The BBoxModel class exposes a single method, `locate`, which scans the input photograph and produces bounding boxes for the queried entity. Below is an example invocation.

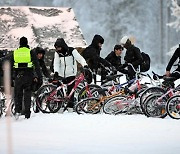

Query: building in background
[0,6,86,68]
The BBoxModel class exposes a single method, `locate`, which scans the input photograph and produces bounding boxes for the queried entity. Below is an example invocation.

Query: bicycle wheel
[0,102,3,117]
[140,87,165,114]
[144,93,167,118]
[10,99,15,115]
[35,84,57,113]
[166,95,180,119]
[77,84,101,101]
[38,92,63,113]
[46,94,65,113]
[75,97,101,114]
[0,90,6,117]
[103,96,127,115]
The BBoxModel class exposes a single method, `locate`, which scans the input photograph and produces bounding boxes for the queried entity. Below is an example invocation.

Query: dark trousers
[14,72,33,115]
[62,76,75,108]
[127,65,136,80]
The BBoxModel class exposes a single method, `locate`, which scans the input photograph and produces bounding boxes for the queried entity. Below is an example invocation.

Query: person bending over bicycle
[53,38,91,112]
[120,36,143,80]
[165,44,180,81]
[82,34,116,84]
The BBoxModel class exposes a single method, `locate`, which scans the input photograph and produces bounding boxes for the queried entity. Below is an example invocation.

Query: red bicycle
[39,69,101,113]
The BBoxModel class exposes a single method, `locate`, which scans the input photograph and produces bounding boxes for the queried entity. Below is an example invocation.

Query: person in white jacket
[53,38,89,112]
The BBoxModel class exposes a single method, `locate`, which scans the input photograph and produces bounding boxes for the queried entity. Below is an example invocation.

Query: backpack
[140,52,151,72]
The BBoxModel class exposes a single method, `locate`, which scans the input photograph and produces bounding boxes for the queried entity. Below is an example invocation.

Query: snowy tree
[167,0,180,55]
[168,0,180,31]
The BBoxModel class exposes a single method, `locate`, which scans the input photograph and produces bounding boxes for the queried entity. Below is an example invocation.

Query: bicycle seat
[104,74,123,82]
[163,76,176,81]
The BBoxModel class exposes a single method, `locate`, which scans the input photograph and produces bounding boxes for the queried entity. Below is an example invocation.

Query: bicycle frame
[47,73,92,103]
[155,88,176,106]
[88,68,145,112]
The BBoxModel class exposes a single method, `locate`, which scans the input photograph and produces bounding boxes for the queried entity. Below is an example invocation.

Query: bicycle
[75,64,148,115]
[0,87,6,117]
[143,83,180,118]
[139,71,175,114]
[166,93,180,119]
[40,68,101,113]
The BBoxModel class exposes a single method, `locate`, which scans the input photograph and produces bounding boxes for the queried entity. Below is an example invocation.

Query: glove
[83,66,92,84]
[111,66,117,72]
[83,65,89,69]
[53,72,59,81]
[81,65,91,73]
[122,63,128,68]
[109,66,117,74]
[119,63,128,69]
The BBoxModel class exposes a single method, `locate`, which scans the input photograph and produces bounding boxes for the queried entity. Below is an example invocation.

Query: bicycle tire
[46,94,65,113]
[77,84,101,101]
[166,95,180,119]
[35,84,57,113]
[140,87,165,114]
[103,95,127,115]
[0,103,3,117]
[75,97,101,114]
[144,93,167,118]
[0,90,6,117]
[10,99,15,115]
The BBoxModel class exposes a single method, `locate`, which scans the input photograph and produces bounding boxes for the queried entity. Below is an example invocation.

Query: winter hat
[114,45,123,51]
[20,36,28,46]
[35,47,45,55]
[54,38,68,51]
[120,36,136,45]
[93,34,104,44]
[120,36,129,45]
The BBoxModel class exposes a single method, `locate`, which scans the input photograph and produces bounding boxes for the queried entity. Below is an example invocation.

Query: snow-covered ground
[0,109,180,154]
[1,75,180,154]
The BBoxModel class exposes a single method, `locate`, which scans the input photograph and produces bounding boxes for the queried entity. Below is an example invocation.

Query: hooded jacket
[124,44,143,68]
[53,38,87,77]
[82,35,110,71]
[166,45,180,72]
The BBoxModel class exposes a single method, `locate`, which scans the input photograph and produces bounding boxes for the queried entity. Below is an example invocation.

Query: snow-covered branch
[168,0,180,31]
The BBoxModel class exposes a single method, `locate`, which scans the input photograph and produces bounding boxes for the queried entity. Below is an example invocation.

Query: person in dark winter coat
[120,36,143,80]
[3,37,42,119]
[165,44,180,80]
[53,38,88,112]
[35,47,50,78]
[82,34,113,83]
[32,47,50,92]
[105,44,128,74]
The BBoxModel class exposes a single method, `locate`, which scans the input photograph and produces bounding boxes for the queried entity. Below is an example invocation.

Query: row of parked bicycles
[0,64,180,119]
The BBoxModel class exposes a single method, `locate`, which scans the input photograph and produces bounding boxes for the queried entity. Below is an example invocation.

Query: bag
[140,52,150,72]
[75,47,85,56]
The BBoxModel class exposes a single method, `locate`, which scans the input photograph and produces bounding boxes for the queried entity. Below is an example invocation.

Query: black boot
[25,111,31,119]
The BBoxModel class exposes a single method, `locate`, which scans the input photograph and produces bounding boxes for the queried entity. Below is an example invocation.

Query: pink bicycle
[40,69,101,113]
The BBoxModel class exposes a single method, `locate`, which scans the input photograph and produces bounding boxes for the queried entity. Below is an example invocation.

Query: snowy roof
[0,6,86,50]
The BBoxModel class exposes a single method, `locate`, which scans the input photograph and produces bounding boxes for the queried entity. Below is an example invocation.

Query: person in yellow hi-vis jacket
[14,37,42,119]
[2,37,42,119]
